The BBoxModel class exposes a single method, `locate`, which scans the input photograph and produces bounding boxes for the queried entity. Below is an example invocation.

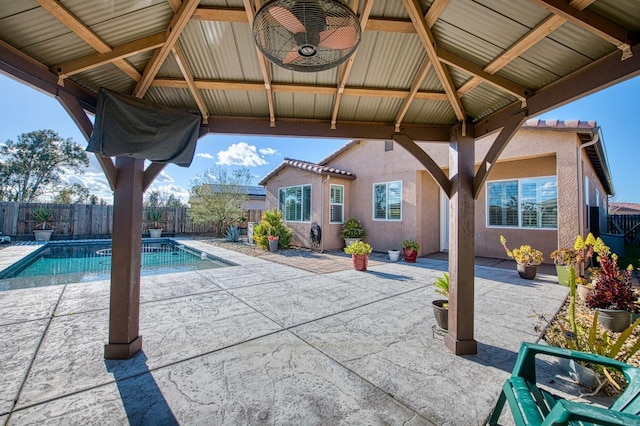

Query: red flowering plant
[267,235,279,242]
[585,243,636,312]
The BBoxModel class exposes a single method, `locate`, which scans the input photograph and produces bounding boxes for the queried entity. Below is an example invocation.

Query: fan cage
[253,0,361,72]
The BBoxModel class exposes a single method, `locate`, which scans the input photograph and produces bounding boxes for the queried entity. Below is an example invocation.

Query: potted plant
[268,234,279,252]
[344,240,372,271]
[33,206,54,241]
[499,236,543,279]
[388,249,400,262]
[402,239,419,263]
[147,209,163,238]
[585,247,636,332]
[550,247,578,285]
[432,272,449,330]
[339,217,366,247]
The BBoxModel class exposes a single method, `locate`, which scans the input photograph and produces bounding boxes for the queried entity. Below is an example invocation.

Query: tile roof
[258,158,356,186]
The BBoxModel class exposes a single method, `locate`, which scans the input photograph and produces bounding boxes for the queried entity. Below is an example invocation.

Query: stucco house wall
[260,122,613,261]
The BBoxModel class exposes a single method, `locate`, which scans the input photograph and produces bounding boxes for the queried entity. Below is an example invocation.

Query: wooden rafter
[329,0,374,130]
[402,0,465,122]
[458,0,594,97]
[393,0,448,131]
[36,0,141,83]
[151,78,448,101]
[172,42,209,124]
[393,134,450,197]
[529,0,633,58]
[53,32,166,80]
[243,0,276,127]
[133,0,200,98]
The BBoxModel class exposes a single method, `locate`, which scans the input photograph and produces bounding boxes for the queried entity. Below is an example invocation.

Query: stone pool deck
[0,240,569,425]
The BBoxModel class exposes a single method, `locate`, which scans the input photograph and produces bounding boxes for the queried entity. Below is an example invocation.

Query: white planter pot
[344,238,361,247]
[149,228,162,238]
[33,229,53,241]
[388,250,400,262]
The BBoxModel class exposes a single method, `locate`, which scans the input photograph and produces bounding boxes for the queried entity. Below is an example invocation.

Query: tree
[0,130,89,202]
[52,183,91,204]
[188,166,253,235]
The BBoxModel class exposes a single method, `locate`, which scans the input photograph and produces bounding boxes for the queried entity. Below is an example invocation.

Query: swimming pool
[0,240,232,290]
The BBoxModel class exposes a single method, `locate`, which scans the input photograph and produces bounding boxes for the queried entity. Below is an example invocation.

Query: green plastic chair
[486,342,640,425]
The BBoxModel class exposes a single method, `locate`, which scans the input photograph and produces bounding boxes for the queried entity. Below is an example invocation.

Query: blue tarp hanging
[87,88,201,167]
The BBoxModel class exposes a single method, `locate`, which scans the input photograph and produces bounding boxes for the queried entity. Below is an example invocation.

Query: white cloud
[259,147,277,155]
[196,152,215,159]
[217,142,267,167]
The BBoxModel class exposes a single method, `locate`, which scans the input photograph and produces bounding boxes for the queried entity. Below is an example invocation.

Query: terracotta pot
[432,299,448,330]
[403,248,417,263]
[517,263,537,280]
[597,308,631,332]
[352,254,369,271]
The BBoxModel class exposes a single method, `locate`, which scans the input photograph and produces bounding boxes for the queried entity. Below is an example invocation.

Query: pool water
[0,241,231,290]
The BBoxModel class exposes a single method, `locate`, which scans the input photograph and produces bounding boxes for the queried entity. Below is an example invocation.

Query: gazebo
[0,0,638,359]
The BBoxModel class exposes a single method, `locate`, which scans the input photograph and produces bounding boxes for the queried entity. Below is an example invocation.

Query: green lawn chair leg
[486,390,507,425]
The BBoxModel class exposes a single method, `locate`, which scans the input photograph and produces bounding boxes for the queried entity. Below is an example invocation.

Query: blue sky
[0,73,638,203]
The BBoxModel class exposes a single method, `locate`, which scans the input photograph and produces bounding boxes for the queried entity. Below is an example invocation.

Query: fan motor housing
[253,0,362,72]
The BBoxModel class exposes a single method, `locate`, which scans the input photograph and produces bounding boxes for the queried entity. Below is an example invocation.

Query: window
[329,184,344,223]
[278,185,311,222]
[385,140,394,151]
[487,176,557,228]
[373,181,402,220]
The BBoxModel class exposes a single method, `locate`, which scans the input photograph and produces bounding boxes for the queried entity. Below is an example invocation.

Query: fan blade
[269,6,306,34]
[283,48,303,64]
[319,26,357,50]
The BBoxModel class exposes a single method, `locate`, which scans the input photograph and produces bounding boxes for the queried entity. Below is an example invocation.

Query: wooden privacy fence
[0,202,263,240]
[607,214,640,244]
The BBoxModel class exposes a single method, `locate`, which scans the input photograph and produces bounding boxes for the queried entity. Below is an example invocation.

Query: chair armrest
[543,398,638,426]
[513,342,633,384]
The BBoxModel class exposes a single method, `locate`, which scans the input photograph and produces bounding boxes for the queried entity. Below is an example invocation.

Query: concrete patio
[0,240,570,425]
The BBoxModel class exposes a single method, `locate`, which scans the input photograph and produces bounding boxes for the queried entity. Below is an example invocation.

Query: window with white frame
[278,185,311,222]
[487,176,557,228]
[329,184,344,223]
[373,181,402,220]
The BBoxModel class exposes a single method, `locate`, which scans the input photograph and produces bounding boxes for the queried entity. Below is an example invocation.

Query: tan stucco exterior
[262,125,612,263]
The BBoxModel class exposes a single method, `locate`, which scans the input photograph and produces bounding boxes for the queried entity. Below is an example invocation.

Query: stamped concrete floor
[0,240,570,425]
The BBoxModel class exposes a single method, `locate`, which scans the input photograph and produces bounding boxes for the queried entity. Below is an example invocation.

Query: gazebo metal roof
[1,0,638,140]
[1,0,639,359]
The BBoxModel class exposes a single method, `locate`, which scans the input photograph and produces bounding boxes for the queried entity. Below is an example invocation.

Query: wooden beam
[53,32,166,79]
[330,0,374,129]
[529,0,634,58]
[445,127,477,355]
[393,134,450,197]
[56,89,117,191]
[35,0,141,82]
[242,0,276,127]
[192,7,247,22]
[151,78,449,100]
[134,0,200,97]
[472,110,527,198]
[473,41,640,137]
[402,0,465,122]
[438,47,531,100]
[394,58,432,132]
[206,116,451,141]
[393,0,448,131]
[172,42,209,124]
[143,163,167,193]
[104,156,144,360]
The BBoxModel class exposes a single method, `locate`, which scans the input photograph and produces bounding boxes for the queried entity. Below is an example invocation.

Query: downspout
[321,175,330,252]
[577,131,599,234]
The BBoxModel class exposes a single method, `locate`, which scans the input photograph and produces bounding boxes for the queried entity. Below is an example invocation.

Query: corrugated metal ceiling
[0,0,638,139]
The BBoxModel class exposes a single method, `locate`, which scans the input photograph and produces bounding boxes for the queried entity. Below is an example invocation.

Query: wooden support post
[104,156,144,359]
[445,127,478,355]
